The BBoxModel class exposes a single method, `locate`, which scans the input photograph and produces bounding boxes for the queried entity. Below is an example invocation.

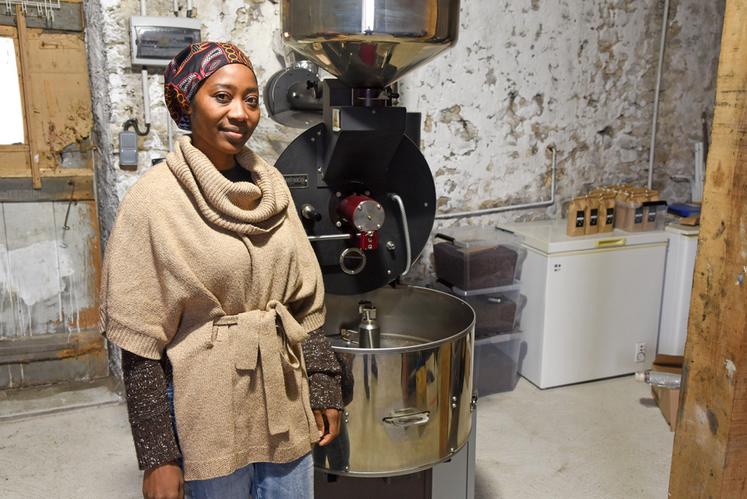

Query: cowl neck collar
[167,136,289,236]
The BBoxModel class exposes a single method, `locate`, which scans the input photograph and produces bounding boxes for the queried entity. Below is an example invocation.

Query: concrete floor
[0,376,673,499]
[474,376,673,499]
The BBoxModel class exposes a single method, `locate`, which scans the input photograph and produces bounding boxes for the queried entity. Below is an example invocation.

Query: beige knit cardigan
[99,136,326,480]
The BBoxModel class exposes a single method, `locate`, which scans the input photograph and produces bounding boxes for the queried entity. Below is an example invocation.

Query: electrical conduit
[434,146,557,220]
[647,0,671,190]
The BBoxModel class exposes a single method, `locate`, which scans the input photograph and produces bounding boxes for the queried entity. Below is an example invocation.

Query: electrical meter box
[130,16,201,67]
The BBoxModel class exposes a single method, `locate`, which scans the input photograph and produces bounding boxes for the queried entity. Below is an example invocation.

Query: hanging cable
[123,118,151,137]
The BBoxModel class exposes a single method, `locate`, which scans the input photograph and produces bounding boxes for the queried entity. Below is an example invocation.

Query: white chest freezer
[499,220,669,389]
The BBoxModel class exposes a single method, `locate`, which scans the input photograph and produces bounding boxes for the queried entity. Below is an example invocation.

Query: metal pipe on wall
[141,69,151,127]
[139,0,150,133]
[167,111,174,151]
[434,146,557,220]
[647,0,671,190]
[167,0,180,149]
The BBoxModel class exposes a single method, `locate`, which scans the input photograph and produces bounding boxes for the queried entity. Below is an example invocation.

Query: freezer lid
[499,219,669,254]
[665,223,699,237]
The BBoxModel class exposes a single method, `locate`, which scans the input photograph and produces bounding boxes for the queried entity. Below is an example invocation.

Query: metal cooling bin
[317,286,475,476]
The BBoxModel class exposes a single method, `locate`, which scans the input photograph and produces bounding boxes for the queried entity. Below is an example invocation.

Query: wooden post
[15,5,41,189]
[669,0,747,497]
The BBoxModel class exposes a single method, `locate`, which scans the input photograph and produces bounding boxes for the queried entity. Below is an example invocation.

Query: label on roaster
[283,174,309,189]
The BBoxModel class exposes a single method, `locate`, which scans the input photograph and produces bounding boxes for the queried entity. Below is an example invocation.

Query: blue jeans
[166,384,314,499]
[186,453,314,499]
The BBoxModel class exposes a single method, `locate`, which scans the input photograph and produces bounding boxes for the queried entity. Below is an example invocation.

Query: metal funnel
[281,0,460,89]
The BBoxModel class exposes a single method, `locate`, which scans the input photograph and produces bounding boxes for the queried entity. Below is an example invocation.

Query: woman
[100,42,342,499]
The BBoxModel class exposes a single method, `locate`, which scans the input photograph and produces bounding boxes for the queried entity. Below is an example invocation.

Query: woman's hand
[142,462,184,499]
[314,408,341,446]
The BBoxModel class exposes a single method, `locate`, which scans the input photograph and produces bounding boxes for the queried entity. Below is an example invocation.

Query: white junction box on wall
[130,16,202,67]
[499,220,669,389]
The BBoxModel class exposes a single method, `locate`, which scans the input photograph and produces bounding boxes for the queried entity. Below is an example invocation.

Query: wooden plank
[40,168,93,177]
[0,2,84,33]
[15,6,40,189]
[0,145,28,153]
[0,150,32,176]
[668,0,747,497]
[0,175,93,202]
[0,330,103,364]
[52,200,100,333]
[0,23,14,36]
[1,202,62,337]
[26,30,88,72]
[26,30,92,172]
[0,168,94,179]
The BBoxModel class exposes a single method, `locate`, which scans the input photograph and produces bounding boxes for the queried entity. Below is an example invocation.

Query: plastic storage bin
[433,227,526,290]
[474,331,525,396]
[434,282,526,338]
[464,290,524,337]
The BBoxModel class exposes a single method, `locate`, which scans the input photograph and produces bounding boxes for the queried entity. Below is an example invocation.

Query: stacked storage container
[432,227,528,396]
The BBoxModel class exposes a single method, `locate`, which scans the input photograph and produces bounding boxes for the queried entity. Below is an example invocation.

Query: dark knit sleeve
[302,329,343,410]
[121,350,182,470]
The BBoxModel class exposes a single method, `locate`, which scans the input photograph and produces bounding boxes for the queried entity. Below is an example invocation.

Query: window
[0,7,94,195]
[0,36,24,145]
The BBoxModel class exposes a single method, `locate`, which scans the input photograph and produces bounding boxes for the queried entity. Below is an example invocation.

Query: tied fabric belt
[211,300,313,436]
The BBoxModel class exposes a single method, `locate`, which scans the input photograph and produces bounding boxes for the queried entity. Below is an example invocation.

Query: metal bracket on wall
[0,1,82,32]
[5,0,60,24]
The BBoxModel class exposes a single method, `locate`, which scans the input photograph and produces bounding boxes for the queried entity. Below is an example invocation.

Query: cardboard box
[650,354,683,431]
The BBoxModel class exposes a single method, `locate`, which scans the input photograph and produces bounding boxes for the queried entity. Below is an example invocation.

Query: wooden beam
[15,6,40,189]
[669,0,747,497]
[0,331,103,365]
[0,175,94,202]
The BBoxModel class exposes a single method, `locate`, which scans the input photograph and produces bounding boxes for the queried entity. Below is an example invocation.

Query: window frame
[0,24,32,178]
[0,4,95,199]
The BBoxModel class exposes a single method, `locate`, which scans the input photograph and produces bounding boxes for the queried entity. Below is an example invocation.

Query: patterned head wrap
[164,42,255,130]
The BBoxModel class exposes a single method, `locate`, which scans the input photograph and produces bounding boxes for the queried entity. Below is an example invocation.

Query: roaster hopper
[271,2,475,498]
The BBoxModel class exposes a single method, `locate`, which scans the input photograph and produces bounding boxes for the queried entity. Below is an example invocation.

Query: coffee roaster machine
[268,2,476,498]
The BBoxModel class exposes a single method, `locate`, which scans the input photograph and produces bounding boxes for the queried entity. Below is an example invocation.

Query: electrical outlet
[635,342,647,363]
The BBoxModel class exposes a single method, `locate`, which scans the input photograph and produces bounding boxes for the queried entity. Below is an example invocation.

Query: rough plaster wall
[84,1,724,295]
[655,1,724,201]
[398,0,724,283]
[87,0,295,248]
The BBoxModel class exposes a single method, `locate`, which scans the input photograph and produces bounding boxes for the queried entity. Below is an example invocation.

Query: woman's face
[189,63,260,169]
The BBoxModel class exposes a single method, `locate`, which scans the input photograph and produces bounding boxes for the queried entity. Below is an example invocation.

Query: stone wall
[85,0,725,288]
[398,0,723,281]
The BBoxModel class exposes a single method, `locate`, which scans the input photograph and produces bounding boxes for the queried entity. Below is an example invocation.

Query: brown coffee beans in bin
[434,242,519,290]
